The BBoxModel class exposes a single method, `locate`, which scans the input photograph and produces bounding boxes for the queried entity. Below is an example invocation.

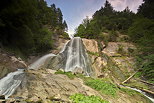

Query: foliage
[61,32,69,39]
[55,70,76,79]
[128,18,154,54]
[75,0,154,83]
[0,0,68,57]
[137,0,154,19]
[75,0,135,40]
[70,93,109,103]
[128,18,154,82]
[85,79,118,97]
[138,54,154,83]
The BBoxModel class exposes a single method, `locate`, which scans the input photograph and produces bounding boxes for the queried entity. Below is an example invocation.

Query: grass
[55,70,76,79]
[85,79,118,97]
[70,93,109,103]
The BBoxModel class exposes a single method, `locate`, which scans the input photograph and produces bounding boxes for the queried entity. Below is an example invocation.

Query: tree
[138,0,154,19]
[0,0,67,57]
[63,20,68,32]
[75,24,86,37]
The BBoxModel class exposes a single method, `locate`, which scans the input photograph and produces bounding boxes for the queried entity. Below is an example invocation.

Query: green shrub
[70,94,109,103]
[85,79,118,97]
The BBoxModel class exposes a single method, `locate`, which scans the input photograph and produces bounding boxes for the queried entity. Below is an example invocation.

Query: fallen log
[135,78,154,86]
[122,71,138,84]
[141,89,154,97]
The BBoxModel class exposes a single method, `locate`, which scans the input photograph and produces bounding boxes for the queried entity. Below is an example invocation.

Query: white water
[28,53,56,69]
[0,69,24,99]
[48,37,93,76]
[64,37,93,76]
[59,41,69,53]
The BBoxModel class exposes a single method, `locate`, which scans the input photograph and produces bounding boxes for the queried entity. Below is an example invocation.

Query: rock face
[13,69,102,102]
[102,42,137,79]
[82,39,136,83]
[82,38,99,53]
[11,69,150,103]
[103,42,136,57]
[0,52,27,79]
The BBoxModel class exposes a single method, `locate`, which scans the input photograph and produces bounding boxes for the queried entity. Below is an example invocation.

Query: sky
[45,0,143,35]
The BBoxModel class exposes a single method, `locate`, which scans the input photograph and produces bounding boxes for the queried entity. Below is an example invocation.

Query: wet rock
[0,53,27,79]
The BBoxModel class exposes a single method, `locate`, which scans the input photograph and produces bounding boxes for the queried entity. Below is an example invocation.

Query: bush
[85,79,118,97]
[70,94,109,103]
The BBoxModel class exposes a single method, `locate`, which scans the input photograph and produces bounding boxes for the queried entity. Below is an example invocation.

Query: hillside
[75,0,154,84]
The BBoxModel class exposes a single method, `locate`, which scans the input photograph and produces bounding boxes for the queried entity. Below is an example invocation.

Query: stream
[124,86,154,103]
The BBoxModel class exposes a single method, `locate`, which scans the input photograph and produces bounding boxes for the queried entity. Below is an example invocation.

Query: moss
[87,51,99,56]
[55,70,75,79]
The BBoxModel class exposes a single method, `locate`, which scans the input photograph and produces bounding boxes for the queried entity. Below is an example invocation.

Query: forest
[75,0,154,83]
[0,0,68,57]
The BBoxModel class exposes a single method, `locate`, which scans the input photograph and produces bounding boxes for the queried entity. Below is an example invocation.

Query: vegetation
[55,70,75,79]
[75,0,154,83]
[75,1,135,39]
[87,51,99,56]
[85,79,118,97]
[70,93,109,103]
[0,0,68,58]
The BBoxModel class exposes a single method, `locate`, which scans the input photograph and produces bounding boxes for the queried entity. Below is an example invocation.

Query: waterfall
[47,37,94,76]
[28,53,56,69]
[0,69,24,99]
[0,53,56,99]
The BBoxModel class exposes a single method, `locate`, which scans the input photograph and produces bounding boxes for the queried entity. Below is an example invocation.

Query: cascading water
[0,69,24,98]
[0,53,56,99]
[47,37,94,76]
[28,53,56,69]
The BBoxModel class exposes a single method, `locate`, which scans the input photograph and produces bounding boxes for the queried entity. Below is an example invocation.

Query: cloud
[108,0,143,13]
